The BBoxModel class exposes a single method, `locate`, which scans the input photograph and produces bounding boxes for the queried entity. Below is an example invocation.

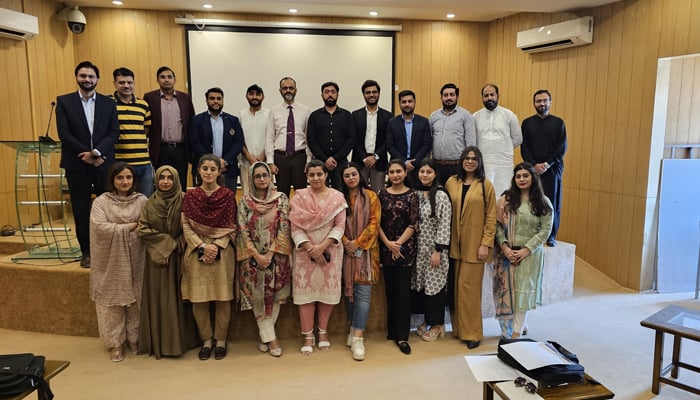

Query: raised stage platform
[0,236,574,340]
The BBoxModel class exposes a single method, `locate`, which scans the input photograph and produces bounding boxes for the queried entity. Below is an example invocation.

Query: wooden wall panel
[664,56,700,150]
[3,0,700,288]
[486,0,700,289]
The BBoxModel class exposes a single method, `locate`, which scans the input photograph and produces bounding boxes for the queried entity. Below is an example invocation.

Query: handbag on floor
[497,338,585,387]
[0,353,53,400]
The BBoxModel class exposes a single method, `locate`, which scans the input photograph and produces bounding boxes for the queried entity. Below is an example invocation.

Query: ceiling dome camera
[57,6,86,34]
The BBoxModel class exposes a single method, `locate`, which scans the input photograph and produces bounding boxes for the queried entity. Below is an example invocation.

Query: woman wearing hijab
[137,165,199,358]
[236,161,292,357]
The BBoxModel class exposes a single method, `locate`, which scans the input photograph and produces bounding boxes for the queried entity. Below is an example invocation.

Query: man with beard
[351,80,393,192]
[189,87,244,192]
[429,83,477,185]
[386,90,432,188]
[110,67,154,197]
[521,89,567,247]
[56,61,120,268]
[143,66,196,191]
[307,81,356,189]
[473,83,522,197]
[239,84,270,194]
[265,76,311,196]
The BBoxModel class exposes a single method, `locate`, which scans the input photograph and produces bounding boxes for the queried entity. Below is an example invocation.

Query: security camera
[57,6,87,34]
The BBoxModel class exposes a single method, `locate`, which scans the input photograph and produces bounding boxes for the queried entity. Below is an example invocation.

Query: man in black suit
[189,87,244,192]
[351,80,393,192]
[56,61,120,268]
[386,90,432,188]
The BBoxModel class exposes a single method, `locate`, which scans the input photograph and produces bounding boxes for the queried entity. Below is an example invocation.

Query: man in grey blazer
[56,61,120,268]
[351,80,393,192]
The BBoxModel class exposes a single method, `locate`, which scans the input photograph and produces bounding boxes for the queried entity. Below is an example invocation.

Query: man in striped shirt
[111,67,154,196]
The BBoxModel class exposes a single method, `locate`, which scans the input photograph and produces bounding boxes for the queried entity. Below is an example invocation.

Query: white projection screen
[185,27,395,115]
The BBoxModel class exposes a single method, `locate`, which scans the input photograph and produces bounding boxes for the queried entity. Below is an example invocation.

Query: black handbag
[497,338,585,387]
[0,353,53,400]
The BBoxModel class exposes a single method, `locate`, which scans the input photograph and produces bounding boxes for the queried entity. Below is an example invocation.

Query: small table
[4,360,70,400]
[483,373,614,400]
[640,305,700,395]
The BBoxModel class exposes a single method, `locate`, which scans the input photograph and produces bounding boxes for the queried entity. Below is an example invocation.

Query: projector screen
[185,27,395,116]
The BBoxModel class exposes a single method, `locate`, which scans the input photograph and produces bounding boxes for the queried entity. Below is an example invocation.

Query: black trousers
[383,264,412,341]
[436,164,460,186]
[157,144,189,191]
[540,168,562,240]
[273,150,307,197]
[66,166,108,254]
[410,288,447,326]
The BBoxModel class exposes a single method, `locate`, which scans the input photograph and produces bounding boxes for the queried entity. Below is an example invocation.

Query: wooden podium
[0,141,81,261]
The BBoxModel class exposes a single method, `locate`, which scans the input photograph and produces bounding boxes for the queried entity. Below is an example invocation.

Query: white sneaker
[346,329,354,347]
[351,337,365,361]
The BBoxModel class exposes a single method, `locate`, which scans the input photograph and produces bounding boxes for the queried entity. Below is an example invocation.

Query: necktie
[286,106,295,156]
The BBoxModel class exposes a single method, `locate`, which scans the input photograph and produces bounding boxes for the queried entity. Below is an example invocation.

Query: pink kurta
[289,188,347,305]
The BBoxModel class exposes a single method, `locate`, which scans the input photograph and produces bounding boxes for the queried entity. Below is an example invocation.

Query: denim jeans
[345,284,372,331]
[132,163,154,197]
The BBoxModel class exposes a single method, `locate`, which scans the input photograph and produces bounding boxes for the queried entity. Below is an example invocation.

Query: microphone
[39,101,56,143]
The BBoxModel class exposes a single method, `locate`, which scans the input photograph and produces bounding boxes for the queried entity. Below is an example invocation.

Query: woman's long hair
[503,162,552,216]
[417,158,443,218]
[339,162,370,216]
[455,146,486,182]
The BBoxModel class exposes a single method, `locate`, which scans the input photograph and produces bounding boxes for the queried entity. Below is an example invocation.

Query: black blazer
[351,107,393,171]
[386,114,432,164]
[188,111,244,180]
[56,91,120,172]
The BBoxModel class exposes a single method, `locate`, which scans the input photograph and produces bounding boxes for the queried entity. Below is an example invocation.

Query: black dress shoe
[80,254,90,268]
[214,343,227,360]
[198,345,212,360]
[395,340,411,355]
[466,340,481,349]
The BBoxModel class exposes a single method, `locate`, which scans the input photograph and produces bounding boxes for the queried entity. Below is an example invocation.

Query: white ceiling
[66,0,620,22]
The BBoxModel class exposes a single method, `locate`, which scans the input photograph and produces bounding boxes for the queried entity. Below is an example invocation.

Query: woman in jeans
[339,162,380,361]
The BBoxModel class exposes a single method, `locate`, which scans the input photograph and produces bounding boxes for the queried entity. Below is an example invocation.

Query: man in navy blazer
[386,89,432,188]
[351,80,393,192]
[56,61,120,268]
[189,87,244,192]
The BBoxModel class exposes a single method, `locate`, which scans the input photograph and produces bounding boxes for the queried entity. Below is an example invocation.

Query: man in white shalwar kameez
[473,84,522,197]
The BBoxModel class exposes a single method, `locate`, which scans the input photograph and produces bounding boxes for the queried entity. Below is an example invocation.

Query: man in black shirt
[521,89,568,246]
[307,82,356,189]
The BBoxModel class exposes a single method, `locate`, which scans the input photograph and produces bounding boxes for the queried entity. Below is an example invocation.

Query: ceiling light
[289,8,298,14]
[446,13,456,19]
[112,0,123,5]
[369,11,378,17]
[202,4,213,9]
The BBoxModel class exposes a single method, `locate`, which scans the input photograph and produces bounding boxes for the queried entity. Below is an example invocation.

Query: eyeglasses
[463,157,478,162]
[253,173,270,180]
[514,377,537,394]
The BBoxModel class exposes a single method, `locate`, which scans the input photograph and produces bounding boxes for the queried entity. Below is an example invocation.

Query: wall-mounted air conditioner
[517,16,593,54]
[0,7,39,41]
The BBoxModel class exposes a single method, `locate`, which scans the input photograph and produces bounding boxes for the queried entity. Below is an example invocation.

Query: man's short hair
[206,87,224,98]
[75,61,100,78]
[361,80,380,93]
[398,90,415,101]
[112,67,134,80]
[481,83,499,96]
[156,66,175,79]
[279,76,296,87]
[533,89,552,101]
[440,83,459,96]
[246,84,264,94]
[321,81,339,92]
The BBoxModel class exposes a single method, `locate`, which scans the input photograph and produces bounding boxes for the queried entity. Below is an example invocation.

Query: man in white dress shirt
[239,84,270,194]
[473,83,522,197]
